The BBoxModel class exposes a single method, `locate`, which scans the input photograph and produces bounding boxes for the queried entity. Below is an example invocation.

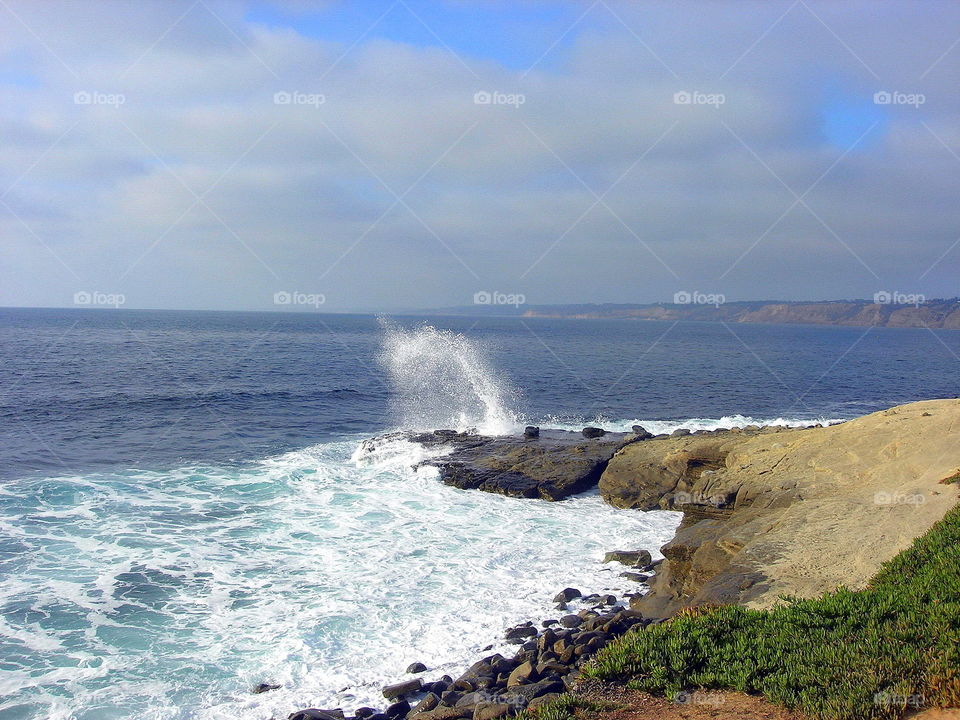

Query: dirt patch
[574,682,807,720]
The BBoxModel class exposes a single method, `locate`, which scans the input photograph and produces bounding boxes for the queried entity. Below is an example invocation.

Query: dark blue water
[2,306,958,481]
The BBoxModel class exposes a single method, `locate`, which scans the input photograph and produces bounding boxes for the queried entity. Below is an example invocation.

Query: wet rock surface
[359,428,649,500]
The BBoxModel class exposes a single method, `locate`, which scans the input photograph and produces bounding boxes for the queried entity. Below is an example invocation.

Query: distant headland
[433,298,960,329]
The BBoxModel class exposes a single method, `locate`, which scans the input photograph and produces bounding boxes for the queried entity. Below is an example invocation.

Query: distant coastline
[433,298,960,329]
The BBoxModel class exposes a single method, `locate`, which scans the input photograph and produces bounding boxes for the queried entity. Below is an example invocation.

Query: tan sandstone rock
[599,399,960,614]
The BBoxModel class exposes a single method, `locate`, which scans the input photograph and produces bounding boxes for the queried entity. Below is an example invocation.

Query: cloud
[1,0,959,311]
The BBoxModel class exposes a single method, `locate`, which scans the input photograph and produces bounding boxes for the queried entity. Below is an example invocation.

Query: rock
[386,701,410,719]
[536,629,556,651]
[510,679,565,700]
[671,428,691,436]
[605,399,960,615]
[631,425,654,440]
[383,679,422,700]
[559,615,582,628]
[441,691,463,706]
[523,426,540,439]
[581,426,606,438]
[254,682,281,693]
[541,619,558,627]
[289,711,344,720]
[473,703,513,720]
[368,428,640,501]
[412,694,440,715]
[506,661,537,687]
[603,550,652,567]
[552,588,581,603]
[413,708,473,720]
[455,692,490,708]
[527,693,563,709]
[504,625,536,642]
[620,571,649,583]
[407,662,428,674]
[354,709,376,719]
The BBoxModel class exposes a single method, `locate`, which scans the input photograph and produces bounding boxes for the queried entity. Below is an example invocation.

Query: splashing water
[379,321,522,435]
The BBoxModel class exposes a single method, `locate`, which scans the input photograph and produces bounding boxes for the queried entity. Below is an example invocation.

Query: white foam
[537,413,844,434]
[0,436,678,720]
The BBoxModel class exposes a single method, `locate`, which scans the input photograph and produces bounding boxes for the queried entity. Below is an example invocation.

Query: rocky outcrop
[599,399,960,616]
[360,428,647,500]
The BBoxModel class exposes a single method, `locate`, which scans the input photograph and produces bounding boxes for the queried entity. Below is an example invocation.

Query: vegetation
[580,504,960,719]
[941,471,960,485]
[515,695,613,720]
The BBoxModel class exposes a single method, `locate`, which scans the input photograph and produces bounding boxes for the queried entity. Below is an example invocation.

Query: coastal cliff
[598,399,960,616]
[515,299,960,328]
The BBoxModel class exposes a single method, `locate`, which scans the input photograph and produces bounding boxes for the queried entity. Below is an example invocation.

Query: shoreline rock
[357,428,650,500]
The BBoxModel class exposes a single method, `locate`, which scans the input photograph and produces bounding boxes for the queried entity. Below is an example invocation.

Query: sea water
[2,309,957,719]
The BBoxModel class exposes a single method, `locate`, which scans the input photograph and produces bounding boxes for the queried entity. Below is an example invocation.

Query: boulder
[386,701,410,719]
[473,703,513,720]
[289,711,343,720]
[558,615,582,628]
[552,588,581,603]
[254,682,281,694]
[581,426,606,438]
[506,661,537,687]
[354,709,376,719]
[383,679,422,700]
[407,662,428,674]
[504,625,536,642]
[413,708,473,720]
[510,679,565,700]
[527,693,563,710]
[523,426,540,439]
[631,425,654,440]
[411,694,440,715]
[603,550,652,567]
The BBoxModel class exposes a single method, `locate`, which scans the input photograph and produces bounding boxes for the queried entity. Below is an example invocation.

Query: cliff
[517,299,960,328]
[597,398,960,616]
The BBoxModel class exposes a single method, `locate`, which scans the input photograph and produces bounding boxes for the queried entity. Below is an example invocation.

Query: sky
[1,0,958,312]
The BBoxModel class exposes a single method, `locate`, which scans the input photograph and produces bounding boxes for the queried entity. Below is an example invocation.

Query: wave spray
[379,321,521,435]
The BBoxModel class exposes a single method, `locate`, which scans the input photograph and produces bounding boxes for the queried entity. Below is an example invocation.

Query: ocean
[1,307,958,720]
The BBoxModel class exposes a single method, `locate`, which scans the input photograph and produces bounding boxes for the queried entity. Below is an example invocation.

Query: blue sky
[1,0,958,311]
[245,1,591,71]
